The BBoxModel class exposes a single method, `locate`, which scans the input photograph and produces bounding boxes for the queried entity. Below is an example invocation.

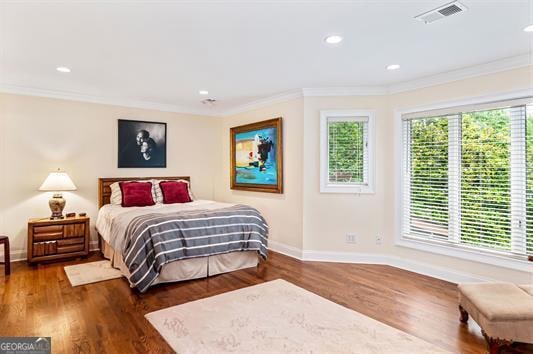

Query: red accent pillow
[159,181,192,204]
[119,181,155,207]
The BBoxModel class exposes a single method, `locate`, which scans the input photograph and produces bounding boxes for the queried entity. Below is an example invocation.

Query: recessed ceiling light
[56,66,71,73]
[386,64,401,71]
[524,25,533,32]
[324,35,343,44]
[199,90,209,95]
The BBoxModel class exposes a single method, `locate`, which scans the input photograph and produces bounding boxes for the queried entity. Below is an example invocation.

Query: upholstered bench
[458,283,533,353]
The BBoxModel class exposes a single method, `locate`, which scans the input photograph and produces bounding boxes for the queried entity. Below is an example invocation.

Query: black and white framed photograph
[118,119,167,168]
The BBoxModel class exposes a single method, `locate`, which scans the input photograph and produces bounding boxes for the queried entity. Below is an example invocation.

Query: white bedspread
[96,200,236,254]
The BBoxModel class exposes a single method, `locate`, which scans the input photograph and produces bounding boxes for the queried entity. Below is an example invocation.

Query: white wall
[214,98,304,249]
[302,96,393,253]
[0,93,218,259]
[212,66,532,283]
[299,66,532,283]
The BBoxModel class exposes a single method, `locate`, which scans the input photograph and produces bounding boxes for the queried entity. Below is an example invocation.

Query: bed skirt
[100,237,260,286]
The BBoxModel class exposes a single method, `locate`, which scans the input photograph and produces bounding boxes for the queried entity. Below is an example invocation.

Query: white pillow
[152,180,164,204]
[109,180,158,205]
[153,179,195,203]
[109,182,123,205]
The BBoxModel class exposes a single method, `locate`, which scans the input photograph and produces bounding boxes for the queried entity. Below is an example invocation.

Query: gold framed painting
[230,117,283,193]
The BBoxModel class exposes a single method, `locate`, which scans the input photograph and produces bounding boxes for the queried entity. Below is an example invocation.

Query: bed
[96,177,268,292]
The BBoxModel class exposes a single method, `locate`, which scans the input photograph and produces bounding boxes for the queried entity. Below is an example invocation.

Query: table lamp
[39,169,77,219]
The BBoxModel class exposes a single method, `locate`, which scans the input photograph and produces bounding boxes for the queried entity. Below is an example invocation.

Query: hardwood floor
[0,251,525,353]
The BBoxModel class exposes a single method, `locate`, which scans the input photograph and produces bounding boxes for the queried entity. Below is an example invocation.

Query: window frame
[395,90,533,273]
[320,110,375,194]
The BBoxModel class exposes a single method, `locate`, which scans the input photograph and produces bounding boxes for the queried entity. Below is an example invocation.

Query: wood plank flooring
[0,251,527,353]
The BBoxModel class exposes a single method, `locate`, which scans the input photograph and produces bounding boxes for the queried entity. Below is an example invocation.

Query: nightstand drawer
[34,225,63,235]
[57,243,85,254]
[57,237,84,246]
[64,223,86,238]
[33,232,63,242]
[33,241,57,257]
[33,224,64,241]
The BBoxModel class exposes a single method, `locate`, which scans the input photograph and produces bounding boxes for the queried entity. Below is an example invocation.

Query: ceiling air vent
[202,98,217,105]
[415,1,467,24]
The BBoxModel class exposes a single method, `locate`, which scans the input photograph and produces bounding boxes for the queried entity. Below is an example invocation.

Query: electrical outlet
[345,233,357,244]
[376,235,383,245]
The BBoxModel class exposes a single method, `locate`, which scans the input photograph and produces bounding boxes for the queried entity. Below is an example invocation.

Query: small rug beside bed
[64,260,122,286]
[145,279,449,354]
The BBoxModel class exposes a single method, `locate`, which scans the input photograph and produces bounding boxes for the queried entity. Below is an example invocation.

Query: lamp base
[49,193,66,220]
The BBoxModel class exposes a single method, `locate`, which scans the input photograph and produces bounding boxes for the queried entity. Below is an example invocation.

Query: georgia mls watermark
[0,337,51,354]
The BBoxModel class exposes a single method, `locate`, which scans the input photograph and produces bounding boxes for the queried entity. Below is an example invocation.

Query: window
[401,98,532,260]
[320,110,375,193]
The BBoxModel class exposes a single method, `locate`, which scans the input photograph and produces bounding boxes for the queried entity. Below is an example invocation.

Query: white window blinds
[328,118,368,185]
[402,115,452,240]
[402,100,533,258]
[527,105,533,256]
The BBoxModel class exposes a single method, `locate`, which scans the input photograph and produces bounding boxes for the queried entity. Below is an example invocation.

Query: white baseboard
[6,249,27,262]
[266,242,492,283]
[268,240,304,259]
[301,249,490,283]
[89,240,100,251]
[385,255,492,283]
[303,250,387,265]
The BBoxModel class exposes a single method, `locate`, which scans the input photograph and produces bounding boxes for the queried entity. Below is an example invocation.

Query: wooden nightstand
[27,216,90,263]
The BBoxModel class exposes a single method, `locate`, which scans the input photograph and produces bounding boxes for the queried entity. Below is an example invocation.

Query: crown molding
[388,53,531,94]
[283,54,530,100]
[0,83,220,117]
[220,86,388,117]
[219,89,303,117]
[1,54,529,117]
[302,86,388,97]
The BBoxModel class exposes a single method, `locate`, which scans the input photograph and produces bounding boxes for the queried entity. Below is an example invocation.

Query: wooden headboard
[98,176,190,208]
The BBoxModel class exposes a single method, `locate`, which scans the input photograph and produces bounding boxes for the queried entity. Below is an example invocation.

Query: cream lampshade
[39,169,77,219]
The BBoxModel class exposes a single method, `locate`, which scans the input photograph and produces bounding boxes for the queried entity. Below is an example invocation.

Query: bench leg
[459,305,469,323]
[482,330,513,354]
[1,241,10,276]
[5,241,9,275]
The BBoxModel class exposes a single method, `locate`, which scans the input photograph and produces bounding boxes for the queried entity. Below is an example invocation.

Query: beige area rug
[64,260,123,286]
[145,279,450,354]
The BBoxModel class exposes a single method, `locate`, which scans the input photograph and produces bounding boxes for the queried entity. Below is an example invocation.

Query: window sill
[396,236,532,273]
[320,184,375,194]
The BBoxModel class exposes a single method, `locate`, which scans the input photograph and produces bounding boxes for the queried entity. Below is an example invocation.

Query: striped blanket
[122,204,268,292]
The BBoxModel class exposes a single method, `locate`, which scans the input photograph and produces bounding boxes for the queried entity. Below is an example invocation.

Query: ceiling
[0,0,531,115]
